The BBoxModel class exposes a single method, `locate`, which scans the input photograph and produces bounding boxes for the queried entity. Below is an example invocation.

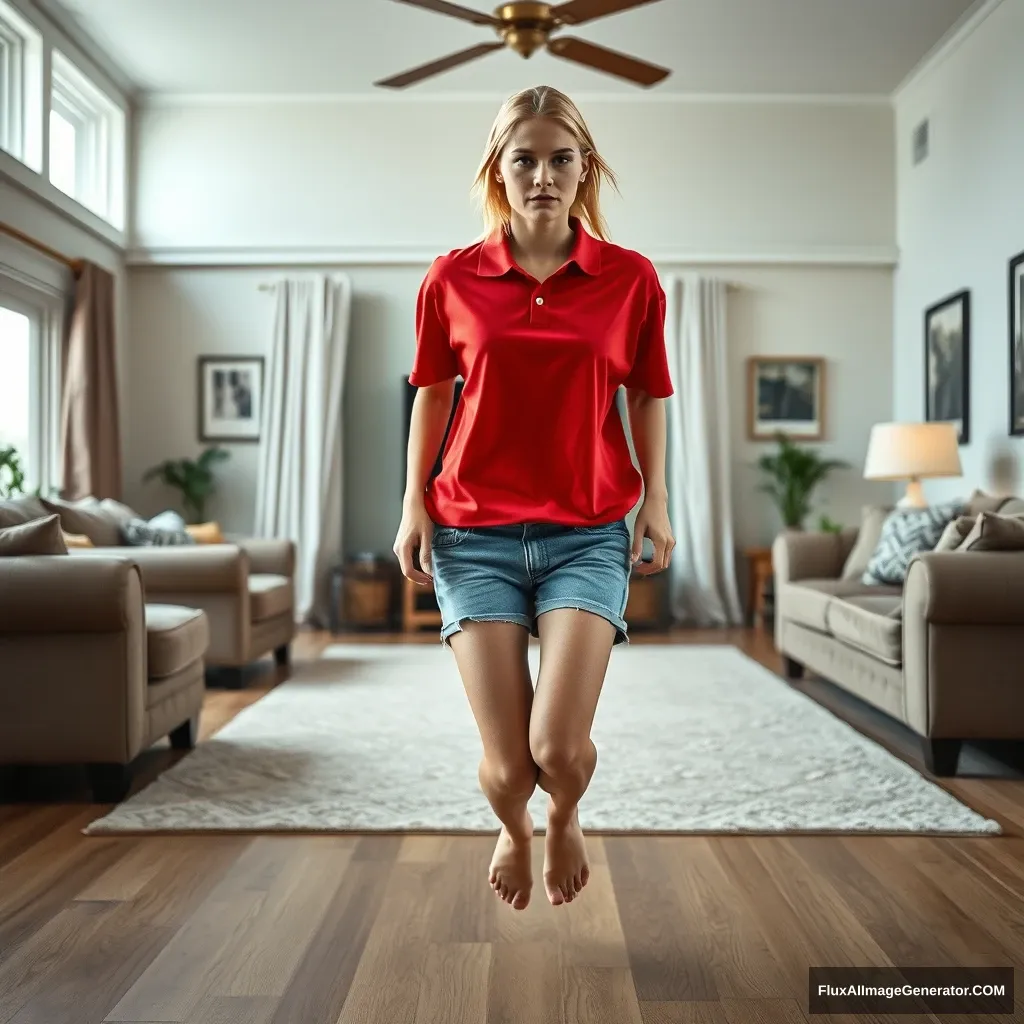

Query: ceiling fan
[375,0,670,89]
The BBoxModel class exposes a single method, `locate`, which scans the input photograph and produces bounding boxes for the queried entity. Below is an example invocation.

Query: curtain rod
[0,221,83,276]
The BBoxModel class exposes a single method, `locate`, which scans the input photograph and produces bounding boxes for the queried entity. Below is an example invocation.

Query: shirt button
[535,296,544,305]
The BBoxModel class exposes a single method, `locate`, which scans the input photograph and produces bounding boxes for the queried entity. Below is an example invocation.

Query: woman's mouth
[530,195,558,203]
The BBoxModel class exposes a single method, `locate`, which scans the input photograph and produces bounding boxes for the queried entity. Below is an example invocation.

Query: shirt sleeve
[408,259,459,387]
[623,262,674,398]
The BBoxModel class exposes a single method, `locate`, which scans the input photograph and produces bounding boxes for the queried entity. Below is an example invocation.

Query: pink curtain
[60,261,123,499]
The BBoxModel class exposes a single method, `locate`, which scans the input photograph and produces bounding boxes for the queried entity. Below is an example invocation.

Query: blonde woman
[394,85,674,910]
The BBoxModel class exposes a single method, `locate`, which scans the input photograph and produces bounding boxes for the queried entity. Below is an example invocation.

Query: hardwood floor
[1,626,1022,1024]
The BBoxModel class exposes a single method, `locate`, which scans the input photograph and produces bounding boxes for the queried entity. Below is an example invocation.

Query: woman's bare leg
[447,619,539,910]
[530,608,616,906]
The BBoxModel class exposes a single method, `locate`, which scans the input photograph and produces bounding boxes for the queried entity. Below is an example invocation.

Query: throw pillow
[957,511,1024,552]
[933,514,975,552]
[0,514,69,556]
[862,501,963,585]
[121,509,196,546]
[840,505,894,580]
[61,531,94,548]
[0,495,50,529]
[186,521,225,543]
[40,496,123,546]
[965,488,1013,516]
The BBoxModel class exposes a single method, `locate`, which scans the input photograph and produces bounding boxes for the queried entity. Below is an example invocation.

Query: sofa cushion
[827,595,903,665]
[249,573,293,622]
[778,578,901,633]
[146,604,208,679]
[0,514,68,556]
[862,501,963,585]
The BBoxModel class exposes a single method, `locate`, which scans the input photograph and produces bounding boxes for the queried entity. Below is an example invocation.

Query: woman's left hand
[630,496,674,575]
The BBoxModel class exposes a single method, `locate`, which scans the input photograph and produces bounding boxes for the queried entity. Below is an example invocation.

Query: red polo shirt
[409,217,673,528]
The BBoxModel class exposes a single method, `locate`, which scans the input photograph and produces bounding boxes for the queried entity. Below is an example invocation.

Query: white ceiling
[35,0,979,99]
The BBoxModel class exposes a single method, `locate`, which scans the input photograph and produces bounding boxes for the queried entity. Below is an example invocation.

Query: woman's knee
[530,737,595,779]
[480,756,538,795]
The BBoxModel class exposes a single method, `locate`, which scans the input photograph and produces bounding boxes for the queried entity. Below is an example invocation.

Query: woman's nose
[534,165,553,185]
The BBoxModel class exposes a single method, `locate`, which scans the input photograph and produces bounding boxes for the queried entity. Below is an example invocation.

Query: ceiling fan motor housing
[495,2,554,57]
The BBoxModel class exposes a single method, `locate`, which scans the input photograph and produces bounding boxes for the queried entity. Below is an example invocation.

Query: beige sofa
[772,490,1024,776]
[1,495,297,687]
[0,551,209,802]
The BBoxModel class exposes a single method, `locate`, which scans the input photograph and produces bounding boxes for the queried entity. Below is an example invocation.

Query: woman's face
[495,117,588,224]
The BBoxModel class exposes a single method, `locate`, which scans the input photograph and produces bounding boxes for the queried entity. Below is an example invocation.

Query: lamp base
[897,477,927,508]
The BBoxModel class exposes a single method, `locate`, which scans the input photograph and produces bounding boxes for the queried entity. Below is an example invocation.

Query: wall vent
[912,118,929,165]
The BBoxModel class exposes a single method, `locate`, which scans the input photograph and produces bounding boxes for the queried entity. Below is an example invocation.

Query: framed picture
[1010,250,1024,436]
[924,289,970,444]
[746,356,826,441]
[198,356,264,442]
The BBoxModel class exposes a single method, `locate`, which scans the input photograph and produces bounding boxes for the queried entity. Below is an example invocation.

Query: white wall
[893,0,1024,502]
[126,97,898,554]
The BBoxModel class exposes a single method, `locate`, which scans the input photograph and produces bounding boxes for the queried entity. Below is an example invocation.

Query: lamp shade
[863,422,962,480]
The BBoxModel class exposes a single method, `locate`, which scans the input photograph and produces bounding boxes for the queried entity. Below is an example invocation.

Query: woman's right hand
[393,500,435,586]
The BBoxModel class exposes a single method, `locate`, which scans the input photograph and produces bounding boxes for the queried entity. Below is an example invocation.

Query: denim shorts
[428,518,633,648]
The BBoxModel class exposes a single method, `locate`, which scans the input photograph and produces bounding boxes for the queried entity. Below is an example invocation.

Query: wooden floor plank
[0,627,1021,1024]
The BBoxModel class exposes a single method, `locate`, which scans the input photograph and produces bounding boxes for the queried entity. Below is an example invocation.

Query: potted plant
[756,432,849,530]
[0,445,26,499]
[143,446,231,524]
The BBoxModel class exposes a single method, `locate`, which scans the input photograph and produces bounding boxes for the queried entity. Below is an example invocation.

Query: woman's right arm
[394,380,456,584]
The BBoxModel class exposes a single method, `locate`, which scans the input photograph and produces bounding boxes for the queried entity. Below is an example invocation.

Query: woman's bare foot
[488,808,534,910]
[543,802,590,906]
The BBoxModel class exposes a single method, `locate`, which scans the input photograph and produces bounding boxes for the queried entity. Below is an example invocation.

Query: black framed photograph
[198,356,264,442]
[924,289,970,444]
[1010,250,1024,436]
[746,356,826,441]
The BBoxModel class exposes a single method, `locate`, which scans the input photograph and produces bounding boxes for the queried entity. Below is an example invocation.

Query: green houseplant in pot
[143,446,231,524]
[0,445,26,498]
[757,432,849,530]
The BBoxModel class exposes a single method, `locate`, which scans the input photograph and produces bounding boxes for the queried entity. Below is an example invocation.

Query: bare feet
[488,808,534,910]
[543,801,590,906]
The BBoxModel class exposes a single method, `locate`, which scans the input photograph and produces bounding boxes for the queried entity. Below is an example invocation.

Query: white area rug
[84,644,1000,835]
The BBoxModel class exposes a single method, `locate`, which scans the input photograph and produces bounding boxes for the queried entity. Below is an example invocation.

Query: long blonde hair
[471,86,619,241]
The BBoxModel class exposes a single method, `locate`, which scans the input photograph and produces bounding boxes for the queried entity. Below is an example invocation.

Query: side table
[743,546,774,627]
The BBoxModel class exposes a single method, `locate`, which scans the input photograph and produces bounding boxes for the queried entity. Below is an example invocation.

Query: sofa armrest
[771,529,850,584]
[904,551,1024,625]
[68,543,249,594]
[225,536,296,577]
[0,555,143,633]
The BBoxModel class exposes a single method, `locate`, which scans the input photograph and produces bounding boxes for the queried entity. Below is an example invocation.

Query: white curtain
[663,273,744,627]
[255,275,351,627]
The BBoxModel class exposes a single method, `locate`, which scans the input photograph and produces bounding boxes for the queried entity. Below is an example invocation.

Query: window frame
[0,280,64,496]
[0,0,43,172]
[49,47,123,229]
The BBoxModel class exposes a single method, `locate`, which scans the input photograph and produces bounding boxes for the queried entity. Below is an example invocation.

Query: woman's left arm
[625,389,674,574]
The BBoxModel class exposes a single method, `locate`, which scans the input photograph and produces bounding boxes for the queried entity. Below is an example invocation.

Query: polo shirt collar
[477,216,602,277]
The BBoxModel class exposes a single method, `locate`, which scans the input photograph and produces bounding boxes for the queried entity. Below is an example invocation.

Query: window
[0,0,43,171]
[49,49,125,229]
[0,292,62,494]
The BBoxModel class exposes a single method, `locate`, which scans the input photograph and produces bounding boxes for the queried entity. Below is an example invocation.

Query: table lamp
[863,422,962,507]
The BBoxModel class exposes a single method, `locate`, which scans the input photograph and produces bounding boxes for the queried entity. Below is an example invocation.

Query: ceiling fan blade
[547,36,670,86]
[374,42,506,88]
[386,0,501,27]
[548,0,663,27]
